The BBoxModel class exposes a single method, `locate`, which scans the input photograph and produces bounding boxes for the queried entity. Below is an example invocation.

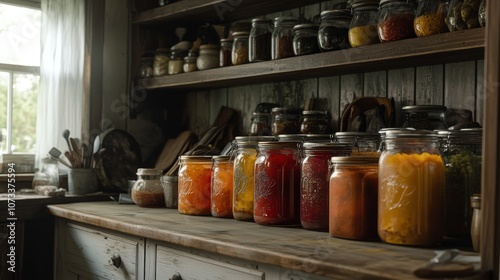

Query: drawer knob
[110,254,122,268]
[170,272,182,280]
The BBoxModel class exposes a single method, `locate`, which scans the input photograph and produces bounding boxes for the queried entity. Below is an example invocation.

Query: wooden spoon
[62,129,72,152]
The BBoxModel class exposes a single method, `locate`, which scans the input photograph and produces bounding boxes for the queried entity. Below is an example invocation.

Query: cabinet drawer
[155,245,265,280]
[59,221,144,280]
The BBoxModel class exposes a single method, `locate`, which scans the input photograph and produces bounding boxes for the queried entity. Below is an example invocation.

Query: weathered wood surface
[47,202,484,280]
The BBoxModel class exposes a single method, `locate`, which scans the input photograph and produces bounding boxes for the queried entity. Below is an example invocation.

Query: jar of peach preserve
[211,155,233,218]
[178,155,212,215]
[300,142,351,231]
[378,129,445,246]
[254,141,301,225]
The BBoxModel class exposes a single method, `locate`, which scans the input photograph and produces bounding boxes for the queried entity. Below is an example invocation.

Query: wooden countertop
[47,201,485,280]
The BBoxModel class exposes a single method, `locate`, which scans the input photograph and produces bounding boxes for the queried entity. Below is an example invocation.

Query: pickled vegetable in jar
[178,156,212,215]
[446,0,481,31]
[402,105,448,130]
[300,110,330,134]
[334,132,381,156]
[348,0,381,47]
[378,130,445,246]
[301,143,352,230]
[329,156,379,240]
[131,168,165,208]
[292,23,320,56]
[249,112,272,136]
[254,141,301,225]
[378,0,416,42]
[211,156,234,218]
[271,107,302,136]
[318,9,352,51]
[153,48,170,76]
[414,0,449,36]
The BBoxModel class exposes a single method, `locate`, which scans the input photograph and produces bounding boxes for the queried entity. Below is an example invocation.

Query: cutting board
[154,130,196,174]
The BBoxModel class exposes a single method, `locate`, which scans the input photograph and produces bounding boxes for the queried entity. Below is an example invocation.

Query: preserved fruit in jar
[348,0,381,47]
[272,17,298,59]
[377,0,416,42]
[178,156,212,215]
[131,168,165,208]
[300,110,330,134]
[271,107,302,135]
[211,156,234,218]
[414,0,449,36]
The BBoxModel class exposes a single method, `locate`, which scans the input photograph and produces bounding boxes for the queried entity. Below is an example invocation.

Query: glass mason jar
[153,48,170,76]
[211,156,234,218]
[414,0,449,36]
[378,130,445,246]
[292,24,320,56]
[249,18,273,62]
[446,0,481,31]
[318,9,352,51]
[140,57,154,78]
[220,38,233,67]
[249,112,272,136]
[233,141,258,221]
[271,16,298,60]
[329,156,379,239]
[254,141,301,225]
[178,155,212,215]
[271,107,302,136]
[378,0,416,42]
[334,132,381,156]
[438,129,482,240]
[183,56,198,73]
[478,0,486,27]
[197,44,220,70]
[168,49,186,75]
[131,168,164,208]
[232,32,250,65]
[301,142,352,230]
[348,0,381,47]
[402,105,448,130]
[300,110,330,134]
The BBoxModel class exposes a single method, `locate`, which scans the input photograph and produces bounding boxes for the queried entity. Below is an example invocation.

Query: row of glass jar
[250,108,332,136]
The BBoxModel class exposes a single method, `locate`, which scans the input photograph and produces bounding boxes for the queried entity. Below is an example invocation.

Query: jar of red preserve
[300,142,352,230]
[178,155,212,215]
[254,141,301,225]
[211,155,234,218]
[377,0,416,42]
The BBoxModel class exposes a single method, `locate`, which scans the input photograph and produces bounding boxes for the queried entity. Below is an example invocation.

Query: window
[0,1,40,172]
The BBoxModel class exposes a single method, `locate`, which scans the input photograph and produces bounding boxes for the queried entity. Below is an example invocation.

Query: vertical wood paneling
[209,88,228,126]
[320,0,348,10]
[296,78,318,107]
[340,73,364,117]
[300,3,320,23]
[388,68,415,127]
[189,91,211,137]
[416,65,444,105]
[444,61,476,113]
[260,82,280,104]
[476,60,485,124]
[227,86,247,136]
[319,76,341,132]
[364,71,387,97]
[238,85,262,136]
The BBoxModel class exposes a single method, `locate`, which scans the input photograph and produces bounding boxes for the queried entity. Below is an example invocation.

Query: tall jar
[153,48,170,76]
[300,110,330,134]
[318,9,352,51]
[249,18,272,62]
[334,132,381,156]
[254,141,301,225]
[329,156,379,239]
[197,44,220,70]
[232,32,250,65]
[211,156,234,218]
[292,24,320,56]
[271,16,298,60]
[168,49,186,75]
[178,155,212,215]
[220,38,233,67]
[301,143,352,230]
[378,130,445,246]
[348,0,381,47]
[439,129,482,240]
[131,168,164,208]
[271,107,302,135]
[446,0,481,31]
[377,0,416,42]
[414,0,448,36]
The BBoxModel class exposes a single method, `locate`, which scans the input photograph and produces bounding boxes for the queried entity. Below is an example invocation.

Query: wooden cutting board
[154,130,196,174]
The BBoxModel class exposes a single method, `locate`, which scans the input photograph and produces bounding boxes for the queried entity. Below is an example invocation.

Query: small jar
[318,9,352,51]
[249,112,272,136]
[293,24,320,56]
[232,32,250,65]
[329,156,379,239]
[334,132,381,156]
[478,0,486,27]
[378,0,416,42]
[414,0,449,36]
[301,143,352,231]
[178,155,212,215]
[348,0,381,47]
[378,130,445,246]
[220,39,233,67]
[39,157,60,188]
[300,110,330,134]
[271,107,302,135]
[446,0,481,31]
[470,194,481,252]
[197,45,220,70]
[183,56,198,73]
[402,105,448,130]
[131,168,165,208]
[153,48,170,76]
[254,141,301,225]
[140,57,154,78]
[249,18,273,62]
[168,50,185,75]
[211,156,233,218]
[271,16,298,60]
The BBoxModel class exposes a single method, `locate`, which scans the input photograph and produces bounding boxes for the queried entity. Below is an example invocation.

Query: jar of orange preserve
[211,155,233,218]
[178,155,212,215]
[378,129,445,246]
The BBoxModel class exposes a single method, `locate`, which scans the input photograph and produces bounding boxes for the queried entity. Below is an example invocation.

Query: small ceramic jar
[197,45,220,70]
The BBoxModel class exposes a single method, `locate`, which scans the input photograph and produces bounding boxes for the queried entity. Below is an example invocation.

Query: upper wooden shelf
[132,0,325,25]
[136,28,485,91]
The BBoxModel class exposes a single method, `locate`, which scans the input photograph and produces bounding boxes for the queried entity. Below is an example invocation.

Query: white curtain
[36,0,85,166]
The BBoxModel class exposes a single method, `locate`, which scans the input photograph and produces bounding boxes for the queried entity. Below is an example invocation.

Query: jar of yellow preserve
[378,129,445,246]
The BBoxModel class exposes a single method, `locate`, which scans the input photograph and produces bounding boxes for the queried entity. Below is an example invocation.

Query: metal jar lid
[320,9,353,19]
[179,155,213,162]
[330,156,380,165]
[402,105,447,113]
[293,23,320,32]
[302,142,352,151]
[136,168,162,176]
[383,129,438,139]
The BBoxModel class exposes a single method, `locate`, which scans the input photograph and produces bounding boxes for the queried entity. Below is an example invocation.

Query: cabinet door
[54,220,145,280]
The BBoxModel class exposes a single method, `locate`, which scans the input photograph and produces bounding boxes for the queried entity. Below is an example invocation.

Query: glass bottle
[414,0,449,36]
[292,24,320,56]
[211,156,233,218]
[178,156,212,215]
[378,130,445,246]
[378,0,416,42]
[348,0,381,47]
[232,32,250,65]
[168,49,186,75]
[447,0,481,31]
[220,38,233,67]
[197,44,220,70]
[249,112,272,136]
[271,107,302,136]
[334,132,381,156]
[329,156,379,239]
[153,48,170,76]
[249,18,272,62]
[300,110,330,134]
[301,142,352,230]
[131,168,164,208]
[318,9,352,51]
[271,16,298,60]
[183,56,198,73]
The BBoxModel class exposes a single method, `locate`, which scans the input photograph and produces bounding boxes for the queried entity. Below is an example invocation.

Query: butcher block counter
[47,201,486,280]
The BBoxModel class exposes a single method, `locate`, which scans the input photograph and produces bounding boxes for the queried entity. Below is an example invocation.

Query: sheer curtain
[36,0,85,166]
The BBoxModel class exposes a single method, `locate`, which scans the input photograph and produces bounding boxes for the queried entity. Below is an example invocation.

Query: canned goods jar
[178,156,212,215]
[377,0,416,42]
[197,44,220,70]
[271,16,298,60]
[211,156,234,218]
[378,130,445,246]
[348,0,381,47]
[329,156,379,239]
[301,143,352,230]
[153,48,170,76]
[446,0,481,31]
[335,132,381,156]
[318,9,352,51]
[249,18,272,62]
[168,49,186,75]
[249,112,272,136]
[300,110,330,134]
[414,0,449,36]
[232,32,250,65]
[402,105,448,130]
[131,168,165,208]
[254,142,301,225]
[220,38,233,67]
[183,56,198,73]
[271,107,302,135]
[292,24,320,56]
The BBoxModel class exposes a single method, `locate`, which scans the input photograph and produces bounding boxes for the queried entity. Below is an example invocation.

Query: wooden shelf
[136,28,485,91]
